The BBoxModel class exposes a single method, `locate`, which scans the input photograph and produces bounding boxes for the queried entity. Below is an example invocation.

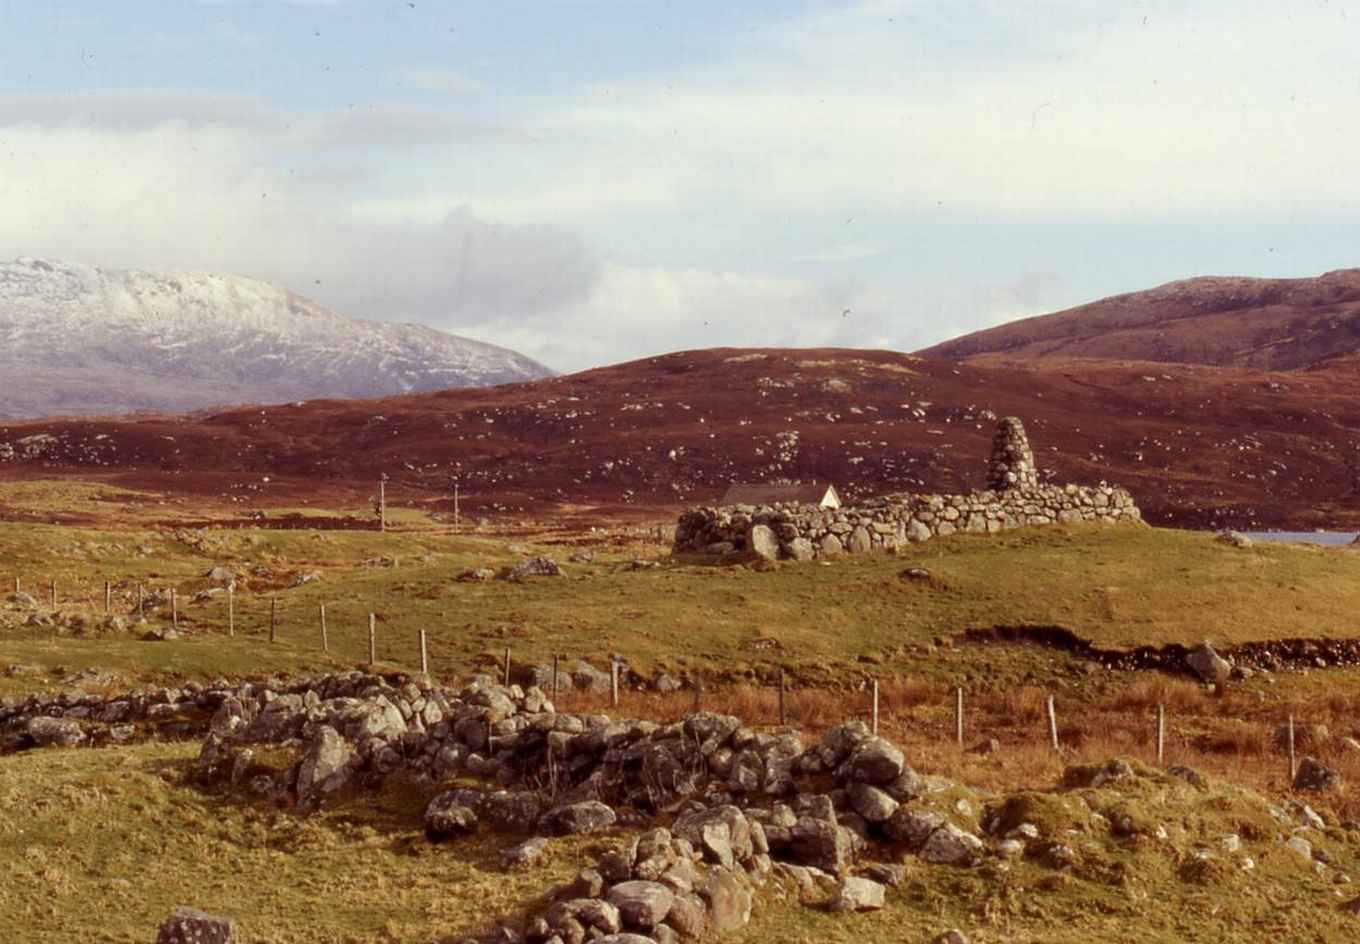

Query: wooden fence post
[368,614,377,666]
[778,667,787,725]
[137,583,144,618]
[871,679,880,735]
[1046,695,1059,752]
[552,654,560,701]
[49,578,56,608]
[955,686,964,749]
[420,629,429,675]
[1156,703,1165,767]
[503,647,511,687]
[171,589,178,629]
[1288,714,1297,783]
[319,604,327,652]
[269,597,278,643]
[227,587,235,637]
[611,659,620,708]
[104,581,111,614]
[379,479,387,532]
[693,678,704,713]
[11,576,17,595]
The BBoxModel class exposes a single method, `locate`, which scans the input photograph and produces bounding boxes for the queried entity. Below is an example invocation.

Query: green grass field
[4,517,1360,696]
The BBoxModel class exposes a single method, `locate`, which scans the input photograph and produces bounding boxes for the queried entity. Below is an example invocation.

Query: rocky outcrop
[674,418,1140,560]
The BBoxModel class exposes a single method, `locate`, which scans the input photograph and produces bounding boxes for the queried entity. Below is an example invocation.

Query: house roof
[719,483,837,506]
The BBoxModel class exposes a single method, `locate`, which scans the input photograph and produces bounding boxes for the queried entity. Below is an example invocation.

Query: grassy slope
[5,742,1357,944]
[4,519,1360,697]
[0,741,611,944]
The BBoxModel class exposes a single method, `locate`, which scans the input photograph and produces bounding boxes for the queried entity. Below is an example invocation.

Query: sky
[1,1,1359,372]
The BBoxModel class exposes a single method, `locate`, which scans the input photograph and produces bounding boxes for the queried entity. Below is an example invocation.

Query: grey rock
[295,725,355,806]
[841,737,905,784]
[830,876,885,912]
[541,800,617,835]
[1186,641,1231,683]
[663,893,707,939]
[920,823,984,866]
[502,837,550,869]
[25,716,85,748]
[748,524,780,561]
[847,782,899,823]
[155,906,239,944]
[698,867,753,934]
[1295,756,1341,792]
[884,808,946,848]
[607,881,676,930]
[424,795,479,841]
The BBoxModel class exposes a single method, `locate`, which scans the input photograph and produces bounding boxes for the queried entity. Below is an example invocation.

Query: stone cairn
[987,417,1038,491]
[674,416,1141,561]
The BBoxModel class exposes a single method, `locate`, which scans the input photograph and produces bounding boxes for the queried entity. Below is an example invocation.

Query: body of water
[1245,531,1359,546]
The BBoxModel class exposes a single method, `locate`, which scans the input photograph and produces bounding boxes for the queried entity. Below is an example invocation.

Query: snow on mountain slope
[0,258,553,418]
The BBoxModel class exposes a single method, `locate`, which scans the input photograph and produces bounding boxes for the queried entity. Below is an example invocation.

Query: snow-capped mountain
[0,257,553,418]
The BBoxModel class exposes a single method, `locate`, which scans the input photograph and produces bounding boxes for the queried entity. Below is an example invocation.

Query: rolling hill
[918,268,1360,371]
[2,347,1359,530]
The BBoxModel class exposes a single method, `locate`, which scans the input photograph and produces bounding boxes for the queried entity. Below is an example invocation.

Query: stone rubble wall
[674,416,1140,560]
[6,667,1344,944]
[674,482,1141,561]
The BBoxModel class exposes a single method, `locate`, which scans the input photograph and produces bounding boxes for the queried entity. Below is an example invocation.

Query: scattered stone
[424,795,479,841]
[748,524,780,561]
[502,837,549,870]
[26,716,85,748]
[1186,641,1231,684]
[541,800,617,835]
[841,737,905,784]
[919,823,984,867]
[502,557,563,581]
[155,906,238,944]
[607,881,676,930]
[1216,530,1254,549]
[1295,757,1341,793]
[458,568,496,582]
[295,725,355,806]
[931,931,970,944]
[829,876,885,912]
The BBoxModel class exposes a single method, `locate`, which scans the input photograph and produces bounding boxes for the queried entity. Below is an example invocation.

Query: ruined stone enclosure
[674,417,1141,560]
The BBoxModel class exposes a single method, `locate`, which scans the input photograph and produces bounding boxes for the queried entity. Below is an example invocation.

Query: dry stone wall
[674,417,1140,560]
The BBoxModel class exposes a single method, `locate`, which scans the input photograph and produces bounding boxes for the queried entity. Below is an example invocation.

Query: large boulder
[541,800,618,835]
[919,823,984,866]
[25,716,85,748]
[698,867,753,934]
[155,907,239,944]
[503,557,563,581]
[841,737,906,784]
[423,794,479,841]
[672,806,752,868]
[747,525,780,561]
[830,876,886,912]
[607,881,676,930]
[789,817,855,873]
[1186,641,1231,684]
[1294,756,1341,792]
[295,726,356,806]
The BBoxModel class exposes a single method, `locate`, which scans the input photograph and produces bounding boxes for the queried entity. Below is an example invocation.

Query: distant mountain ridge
[0,257,552,418]
[918,268,1360,371]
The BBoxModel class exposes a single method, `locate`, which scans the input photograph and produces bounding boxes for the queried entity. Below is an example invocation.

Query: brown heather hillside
[919,268,1360,371]
[3,348,1360,530]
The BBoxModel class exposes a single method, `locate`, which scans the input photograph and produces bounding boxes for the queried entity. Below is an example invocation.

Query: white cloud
[2,2,1357,376]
